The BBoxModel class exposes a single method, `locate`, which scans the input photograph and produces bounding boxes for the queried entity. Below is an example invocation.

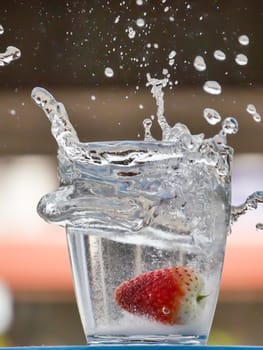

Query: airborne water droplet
[0,46,21,66]
[203,108,222,125]
[0,24,4,35]
[104,67,114,78]
[193,56,206,72]
[114,15,120,24]
[252,112,262,123]
[203,81,222,95]
[235,53,248,66]
[213,50,226,61]
[168,50,176,59]
[222,117,239,135]
[238,34,249,46]
[136,18,145,27]
[127,26,136,39]
[246,104,256,114]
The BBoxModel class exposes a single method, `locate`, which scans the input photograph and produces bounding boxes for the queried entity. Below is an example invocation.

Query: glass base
[86,334,207,346]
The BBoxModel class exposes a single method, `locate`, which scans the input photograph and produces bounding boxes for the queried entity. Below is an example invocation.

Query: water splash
[231,191,263,230]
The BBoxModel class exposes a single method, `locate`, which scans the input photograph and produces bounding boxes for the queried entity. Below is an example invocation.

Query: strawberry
[114,266,206,325]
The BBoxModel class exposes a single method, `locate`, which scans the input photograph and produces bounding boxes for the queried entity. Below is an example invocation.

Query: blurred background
[0,0,262,346]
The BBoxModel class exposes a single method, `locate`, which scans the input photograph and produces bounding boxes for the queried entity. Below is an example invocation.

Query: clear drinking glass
[37,136,231,345]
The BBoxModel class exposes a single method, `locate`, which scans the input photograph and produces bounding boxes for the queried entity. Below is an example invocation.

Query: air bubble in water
[222,117,239,134]
[203,81,222,95]
[193,56,206,72]
[0,25,4,35]
[136,18,145,27]
[213,50,226,61]
[246,104,256,114]
[238,34,249,46]
[104,67,114,78]
[235,53,248,66]
[203,108,222,125]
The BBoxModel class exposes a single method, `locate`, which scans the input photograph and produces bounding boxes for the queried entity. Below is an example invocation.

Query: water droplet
[127,27,136,39]
[213,50,226,61]
[238,34,249,46]
[235,53,248,66]
[252,112,261,123]
[104,67,114,78]
[203,81,222,95]
[136,0,143,5]
[203,108,222,125]
[136,18,145,27]
[169,59,175,66]
[8,108,16,116]
[0,25,4,35]
[222,117,239,134]
[143,118,155,141]
[91,95,96,101]
[246,104,256,114]
[193,56,206,72]
[168,50,176,59]
[0,46,21,66]
[114,15,120,23]
[139,104,144,109]
[153,43,159,49]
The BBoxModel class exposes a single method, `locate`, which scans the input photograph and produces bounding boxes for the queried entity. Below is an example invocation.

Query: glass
[34,83,231,345]
[63,144,230,345]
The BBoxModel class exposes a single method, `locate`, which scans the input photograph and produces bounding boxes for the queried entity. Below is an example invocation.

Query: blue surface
[1,346,263,350]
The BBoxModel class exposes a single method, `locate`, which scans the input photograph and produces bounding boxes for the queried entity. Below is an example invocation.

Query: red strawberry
[114,266,206,325]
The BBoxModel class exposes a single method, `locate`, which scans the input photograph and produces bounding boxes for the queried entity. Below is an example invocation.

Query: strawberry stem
[197,294,208,303]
